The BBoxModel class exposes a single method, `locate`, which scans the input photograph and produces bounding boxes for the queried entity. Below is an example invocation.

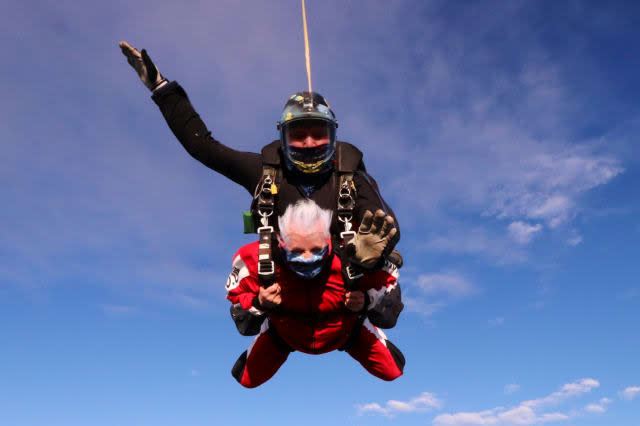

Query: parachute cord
[301,0,312,93]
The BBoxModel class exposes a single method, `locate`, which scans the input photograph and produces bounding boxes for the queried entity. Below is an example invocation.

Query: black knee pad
[231,350,248,383]
[385,340,405,372]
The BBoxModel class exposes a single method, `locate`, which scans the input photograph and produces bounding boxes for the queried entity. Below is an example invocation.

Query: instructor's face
[286,122,330,148]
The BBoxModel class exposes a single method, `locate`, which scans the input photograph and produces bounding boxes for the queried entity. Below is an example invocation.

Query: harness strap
[250,141,363,288]
[252,165,279,287]
[336,172,362,290]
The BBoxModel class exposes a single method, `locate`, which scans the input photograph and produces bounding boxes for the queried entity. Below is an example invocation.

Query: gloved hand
[118,41,167,91]
[258,283,282,310]
[348,209,397,269]
[345,290,365,312]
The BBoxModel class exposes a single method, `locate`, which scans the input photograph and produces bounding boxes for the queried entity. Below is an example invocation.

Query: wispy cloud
[357,392,443,418]
[584,397,611,413]
[520,378,599,409]
[508,222,543,245]
[504,384,520,394]
[332,4,625,263]
[404,272,475,316]
[416,273,475,298]
[620,386,640,401]
[434,407,569,425]
[403,297,447,317]
[425,227,528,264]
[567,233,583,246]
[433,378,600,425]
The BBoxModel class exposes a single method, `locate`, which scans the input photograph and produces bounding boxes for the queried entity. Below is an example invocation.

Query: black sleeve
[367,282,404,329]
[229,303,265,336]
[353,168,401,253]
[151,81,262,194]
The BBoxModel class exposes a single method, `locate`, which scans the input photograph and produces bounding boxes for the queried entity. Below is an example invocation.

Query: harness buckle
[257,226,274,234]
[345,265,363,281]
[258,260,275,276]
[340,230,356,243]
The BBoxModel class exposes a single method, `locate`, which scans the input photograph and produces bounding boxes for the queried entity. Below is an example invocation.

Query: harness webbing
[250,142,364,288]
[337,172,363,290]
[254,166,279,287]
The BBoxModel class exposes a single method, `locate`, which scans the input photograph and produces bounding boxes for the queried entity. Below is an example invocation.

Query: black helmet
[277,91,338,174]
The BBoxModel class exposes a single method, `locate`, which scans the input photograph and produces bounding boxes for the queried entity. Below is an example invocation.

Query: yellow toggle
[270,183,278,195]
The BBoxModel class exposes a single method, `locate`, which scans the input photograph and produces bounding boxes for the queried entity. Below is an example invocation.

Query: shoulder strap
[336,141,363,173]
[335,142,362,290]
[261,140,281,166]
[250,143,282,287]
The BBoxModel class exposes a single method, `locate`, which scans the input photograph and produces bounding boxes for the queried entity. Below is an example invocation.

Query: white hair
[278,199,333,246]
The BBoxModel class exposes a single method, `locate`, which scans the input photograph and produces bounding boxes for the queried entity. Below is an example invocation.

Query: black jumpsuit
[151,82,400,244]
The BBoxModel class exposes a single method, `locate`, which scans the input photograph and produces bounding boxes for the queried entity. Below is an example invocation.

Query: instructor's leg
[231,320,292,388]
[346,318,405,381]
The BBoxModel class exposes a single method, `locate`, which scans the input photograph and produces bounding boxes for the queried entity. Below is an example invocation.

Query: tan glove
[349,209,397,269]
[118,41,167,91]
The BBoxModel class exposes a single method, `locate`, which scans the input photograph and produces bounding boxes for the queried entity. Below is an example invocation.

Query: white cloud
[567,234,583,246]
[426,226,528,264]
[416,273,475,298]
[403,297,447,317]
[482,150,622,230]
[433,406,568,425]
[433,378,599,425]
[508,221,543,245]
[521,378,599,409]
[357,392,443,417]
[505,384,520,394]
[584,397,611,413]
[584,404,604,413]
[404,272,475,317]
[620,386,640,400]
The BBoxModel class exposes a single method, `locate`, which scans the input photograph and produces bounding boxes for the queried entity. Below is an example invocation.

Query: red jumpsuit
[226,241,405,388]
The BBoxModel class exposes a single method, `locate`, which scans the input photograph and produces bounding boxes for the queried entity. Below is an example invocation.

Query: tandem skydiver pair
[119,41,405,386]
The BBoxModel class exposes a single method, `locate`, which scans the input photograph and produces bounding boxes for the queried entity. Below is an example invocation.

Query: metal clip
[258,211,273,227]
[338,215,353,233]
[257,225,274,234]
[340,230,356,243]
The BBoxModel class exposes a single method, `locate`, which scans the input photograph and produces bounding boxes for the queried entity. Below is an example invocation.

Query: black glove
[118,40,167,91]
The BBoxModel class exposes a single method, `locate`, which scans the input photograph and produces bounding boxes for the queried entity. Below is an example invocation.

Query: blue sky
[1,0,639,425]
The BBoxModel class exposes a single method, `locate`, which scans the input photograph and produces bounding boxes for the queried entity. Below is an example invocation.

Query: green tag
[242,211,256,234]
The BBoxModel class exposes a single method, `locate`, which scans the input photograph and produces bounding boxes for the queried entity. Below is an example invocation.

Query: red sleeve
[225,245,261,310]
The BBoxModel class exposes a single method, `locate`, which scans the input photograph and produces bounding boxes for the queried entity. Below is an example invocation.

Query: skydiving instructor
[118,41,401,269]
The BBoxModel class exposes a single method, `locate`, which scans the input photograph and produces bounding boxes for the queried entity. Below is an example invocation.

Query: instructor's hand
[118,41,167,91]
[258,284,282,310]
[349,209,397,269]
